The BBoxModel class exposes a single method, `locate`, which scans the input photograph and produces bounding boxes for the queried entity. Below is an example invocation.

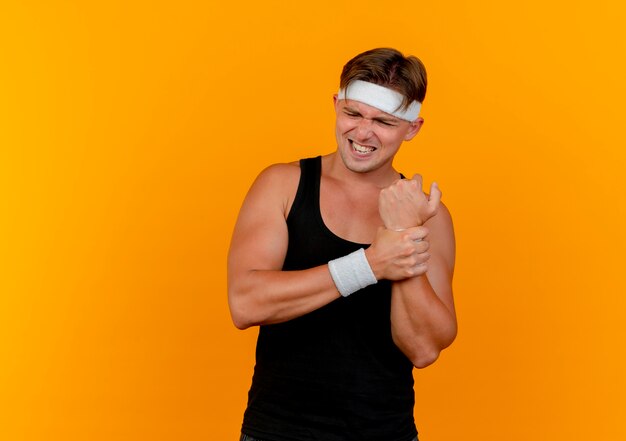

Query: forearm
[229,226,428,330]
[390,275,457,368]
[228,265,340,329]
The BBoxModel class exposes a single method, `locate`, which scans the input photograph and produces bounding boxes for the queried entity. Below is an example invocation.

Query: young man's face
[334,97,423,174]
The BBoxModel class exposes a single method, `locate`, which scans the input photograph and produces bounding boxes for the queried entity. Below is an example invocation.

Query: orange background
[1,1,625,440]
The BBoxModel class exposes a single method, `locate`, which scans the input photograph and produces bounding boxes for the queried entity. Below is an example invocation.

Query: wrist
[363,246,382,280]
[328,248,378,297]
[383,220,422,230]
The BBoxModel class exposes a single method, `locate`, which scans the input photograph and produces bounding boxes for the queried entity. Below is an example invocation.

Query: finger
[415,240,430,254]
[404,226,429,241]
[410,262,428,277]
[411,173,423,190]
[428,182,442,211]
[379,188,399,207]
[378,187,390,204]
[382,182,401,200]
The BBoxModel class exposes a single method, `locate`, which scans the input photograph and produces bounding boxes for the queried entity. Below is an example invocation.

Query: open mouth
[351,141,376,154]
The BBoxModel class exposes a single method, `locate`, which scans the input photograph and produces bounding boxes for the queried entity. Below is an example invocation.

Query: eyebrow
[343,106,401,124]
[373,116,400,124]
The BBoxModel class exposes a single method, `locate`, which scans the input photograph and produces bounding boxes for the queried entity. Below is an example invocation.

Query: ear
[333,94,339,109]
[404,117,424,141]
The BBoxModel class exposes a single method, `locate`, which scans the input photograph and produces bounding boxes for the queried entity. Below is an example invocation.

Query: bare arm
[390,205,456,368]
[227,163,340,329]
[379,176,457,368]
[227,164,426,330]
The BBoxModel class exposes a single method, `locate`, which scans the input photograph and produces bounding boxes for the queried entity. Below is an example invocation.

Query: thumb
[428,182,442,211]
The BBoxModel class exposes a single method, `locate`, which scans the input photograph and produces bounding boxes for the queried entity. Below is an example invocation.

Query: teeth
[353,142,375,153]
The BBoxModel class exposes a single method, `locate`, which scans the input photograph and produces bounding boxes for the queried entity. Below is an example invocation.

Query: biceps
[228,202,290,277]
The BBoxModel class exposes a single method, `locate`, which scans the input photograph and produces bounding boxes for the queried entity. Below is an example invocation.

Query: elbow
[230,307,255,330]
[393,337,442,369]
[411,348,441,369]
[405,328,458,369]
[231,312,253,330]
[228,288,258,330]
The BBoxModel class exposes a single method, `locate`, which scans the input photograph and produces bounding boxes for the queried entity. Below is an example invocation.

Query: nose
[353,118,374,142]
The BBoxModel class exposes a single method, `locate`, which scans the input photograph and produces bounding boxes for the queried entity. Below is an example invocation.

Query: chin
[343,157,381,174]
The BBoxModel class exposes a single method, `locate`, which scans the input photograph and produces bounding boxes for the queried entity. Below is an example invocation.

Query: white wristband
[328,248,378,297]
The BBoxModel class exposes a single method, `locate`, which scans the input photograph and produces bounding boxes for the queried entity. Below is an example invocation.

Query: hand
[379,174,441,230]
[365,226,431,281]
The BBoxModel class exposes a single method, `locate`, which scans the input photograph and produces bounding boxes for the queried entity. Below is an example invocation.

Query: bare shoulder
[254,161,300,186]
[428,201,454,231]
[243,161,301,218]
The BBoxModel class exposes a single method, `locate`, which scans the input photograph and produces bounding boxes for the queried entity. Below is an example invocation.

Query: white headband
[337,80,422,122]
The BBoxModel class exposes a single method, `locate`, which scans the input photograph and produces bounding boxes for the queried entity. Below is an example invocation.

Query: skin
[227,96,457,369]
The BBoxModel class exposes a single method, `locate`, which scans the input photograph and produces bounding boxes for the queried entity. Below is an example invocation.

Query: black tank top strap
[286,156,321,224]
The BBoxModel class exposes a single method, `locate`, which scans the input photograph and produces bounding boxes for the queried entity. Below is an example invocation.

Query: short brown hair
[340,48,427,110]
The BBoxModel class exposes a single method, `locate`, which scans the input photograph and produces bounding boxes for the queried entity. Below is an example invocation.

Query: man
[228,48,457,441]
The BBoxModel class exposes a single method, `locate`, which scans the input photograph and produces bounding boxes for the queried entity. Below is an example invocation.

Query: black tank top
[242,156,418,441]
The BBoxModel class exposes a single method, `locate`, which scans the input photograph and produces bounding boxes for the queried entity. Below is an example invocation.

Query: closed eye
[343,108,399,126]
[343,110,362,118]
[374,118,397,127]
